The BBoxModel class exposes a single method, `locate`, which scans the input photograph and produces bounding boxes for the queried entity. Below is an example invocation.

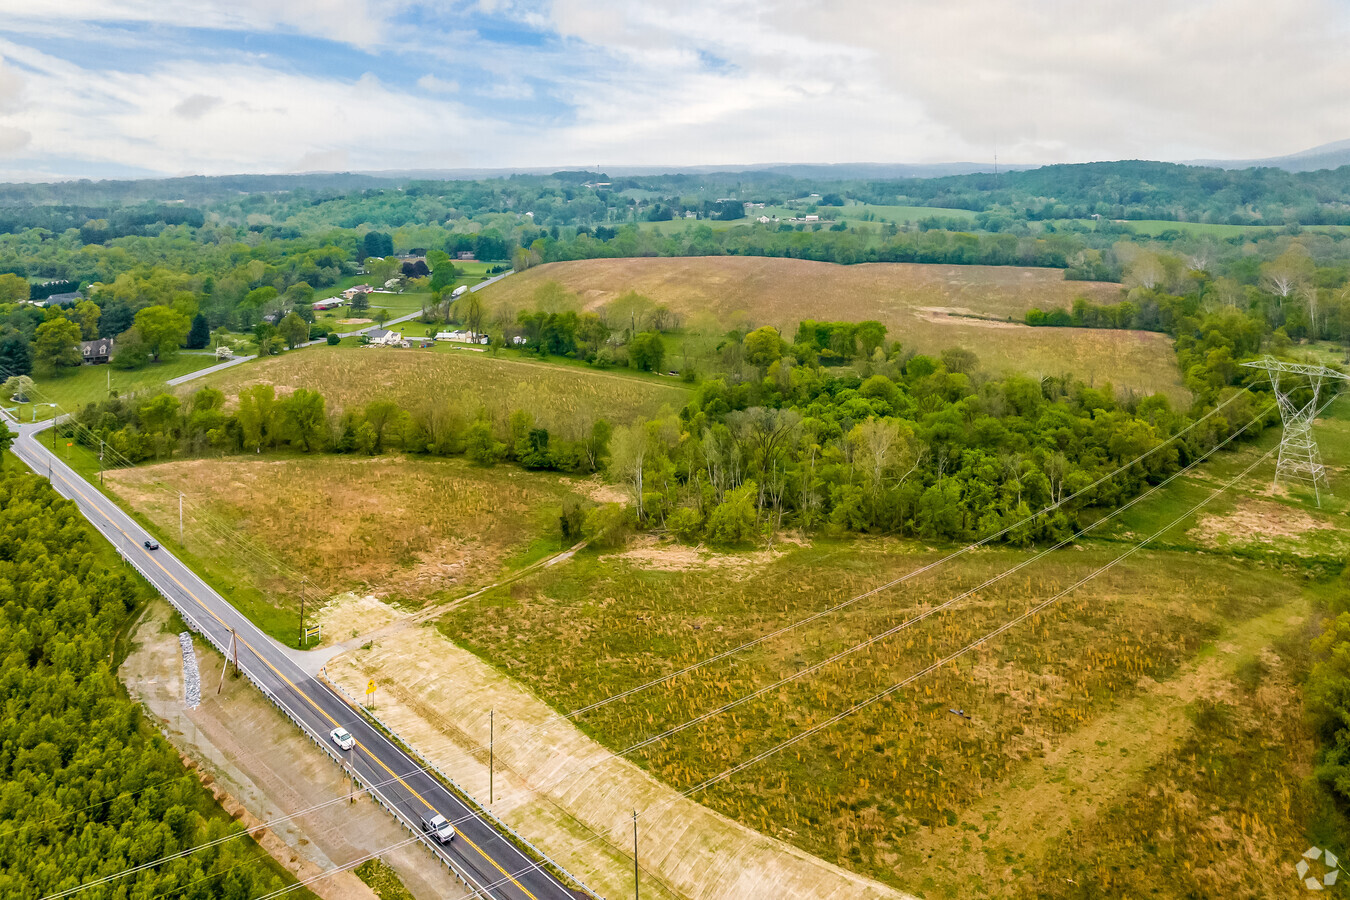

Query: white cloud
[541,0,1350,164]
[0,0,402,49]
[0,0,1348,176]
[417,74,460,94]
[0,41,499,175]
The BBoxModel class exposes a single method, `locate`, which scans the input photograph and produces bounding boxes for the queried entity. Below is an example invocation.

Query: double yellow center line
[36,447,537,900]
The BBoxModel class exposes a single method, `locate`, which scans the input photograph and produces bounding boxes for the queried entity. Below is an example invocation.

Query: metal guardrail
[18,440,498,899]
[326,677,604,900]
[116,547,497,895]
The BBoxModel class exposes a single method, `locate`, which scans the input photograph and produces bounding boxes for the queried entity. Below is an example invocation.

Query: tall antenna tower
[1242,357,1350,505]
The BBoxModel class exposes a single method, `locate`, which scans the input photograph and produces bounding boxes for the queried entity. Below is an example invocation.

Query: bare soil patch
[324,608,911,900]
[338,317,374,325]
[611,534,799,576]
[1191,499,1337,546]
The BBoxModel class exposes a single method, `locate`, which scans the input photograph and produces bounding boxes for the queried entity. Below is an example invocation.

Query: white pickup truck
[421,811,455,843]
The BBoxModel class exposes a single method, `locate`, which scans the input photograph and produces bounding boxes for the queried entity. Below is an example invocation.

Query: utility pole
[298,577,307,648]
[178,493,184,545]
[218,629,236,694]
[489,709,494,805]
[633,810,639,900]
[98,439,104,485]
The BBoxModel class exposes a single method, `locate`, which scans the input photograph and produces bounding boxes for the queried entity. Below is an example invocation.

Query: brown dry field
[193,345,690,436]
[478,257,1186,399]
[106,455,583,614]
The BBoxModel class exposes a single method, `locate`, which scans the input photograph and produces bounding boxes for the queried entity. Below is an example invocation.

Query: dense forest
[0,465,291,897]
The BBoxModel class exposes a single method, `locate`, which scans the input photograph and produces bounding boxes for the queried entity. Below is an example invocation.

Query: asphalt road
[6,418,581,900]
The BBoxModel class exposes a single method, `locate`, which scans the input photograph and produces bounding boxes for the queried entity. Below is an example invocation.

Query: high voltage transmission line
[34,396,1287,900]
[11,367,1317,900]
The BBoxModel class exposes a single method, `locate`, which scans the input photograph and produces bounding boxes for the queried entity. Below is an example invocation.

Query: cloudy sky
[0,0,1346,180]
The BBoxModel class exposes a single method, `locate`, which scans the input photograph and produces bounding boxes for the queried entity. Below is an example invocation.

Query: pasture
[6,355,221,421]
[192,344,690,435]
[477,257,1187,399]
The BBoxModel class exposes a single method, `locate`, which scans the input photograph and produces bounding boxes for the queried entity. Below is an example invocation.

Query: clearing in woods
[191,344,690,435]
[475,257,1186,399]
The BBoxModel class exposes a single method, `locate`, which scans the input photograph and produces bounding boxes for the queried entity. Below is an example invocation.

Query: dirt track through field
[322,601,914,900]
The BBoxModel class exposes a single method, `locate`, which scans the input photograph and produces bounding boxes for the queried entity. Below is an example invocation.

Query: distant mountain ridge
[1184,139,1350,173]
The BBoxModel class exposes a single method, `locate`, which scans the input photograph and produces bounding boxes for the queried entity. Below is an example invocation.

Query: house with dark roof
[80,337,114,365]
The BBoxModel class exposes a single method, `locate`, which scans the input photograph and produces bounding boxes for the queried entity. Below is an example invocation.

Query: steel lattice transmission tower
[1242,356,1350,505]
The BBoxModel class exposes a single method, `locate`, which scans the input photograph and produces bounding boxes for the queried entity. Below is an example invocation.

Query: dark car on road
[144,539,159,550]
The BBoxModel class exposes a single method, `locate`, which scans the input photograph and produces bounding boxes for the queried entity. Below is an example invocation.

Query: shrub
[667,506,704,543]
[326,332,341,346]
[583,502,631,549]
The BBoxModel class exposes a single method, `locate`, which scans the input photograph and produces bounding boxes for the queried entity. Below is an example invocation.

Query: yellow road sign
[366,679,376,695]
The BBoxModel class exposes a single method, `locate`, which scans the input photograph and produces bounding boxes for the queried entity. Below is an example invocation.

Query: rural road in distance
[4,416,582,900]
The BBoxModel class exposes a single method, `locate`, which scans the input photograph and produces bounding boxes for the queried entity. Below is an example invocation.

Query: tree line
[59,298,1278,550]
[0,466,291,897]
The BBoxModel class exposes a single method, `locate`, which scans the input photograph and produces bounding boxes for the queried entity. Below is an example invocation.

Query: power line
[429,426,1295,900]
[368,397,1273,788]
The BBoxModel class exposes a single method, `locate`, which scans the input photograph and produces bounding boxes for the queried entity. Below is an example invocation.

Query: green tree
[743,326,784,368]
[32,317,83,375]
[0,272,29,302]
[279,311,309,349]
[350,292,370,316]
[133,306,190,362]
[629,331,666,372]
[74,299,102,339]
[185,313,210,349]
[282,388,327,451]
[707,481,759,545]
[110,325,150,369]
[237,384,279,452]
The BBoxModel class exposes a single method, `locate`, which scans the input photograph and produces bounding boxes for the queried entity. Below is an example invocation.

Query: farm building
[313,297,343,311]
[434,331,490,345]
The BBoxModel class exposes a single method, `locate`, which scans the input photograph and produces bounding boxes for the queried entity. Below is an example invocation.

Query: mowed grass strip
[439,538,1298,893]
[193,344,689,434]
[478,257,1186,399]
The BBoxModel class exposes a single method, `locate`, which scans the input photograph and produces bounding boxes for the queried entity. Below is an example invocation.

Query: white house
[366,328,408,348]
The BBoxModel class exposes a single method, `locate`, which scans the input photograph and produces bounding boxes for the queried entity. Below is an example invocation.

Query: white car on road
[330,726,355,751]
[421,812,455,843]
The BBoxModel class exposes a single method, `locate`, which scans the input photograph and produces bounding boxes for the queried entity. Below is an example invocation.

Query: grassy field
[422,404,1350,896]
[103,454,589,642]
[93,396,1350,894]
[638,204,979,235]
[1053,218,1350,238]
[5,355,222,421]
[192,343,689,436]
[477,257,1187,399]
